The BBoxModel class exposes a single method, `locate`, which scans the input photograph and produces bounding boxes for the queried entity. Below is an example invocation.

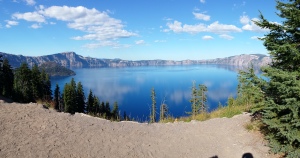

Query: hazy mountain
[0,51,271,68]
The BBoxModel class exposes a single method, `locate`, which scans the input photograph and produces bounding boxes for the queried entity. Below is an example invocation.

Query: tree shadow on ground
[210,152,253,158]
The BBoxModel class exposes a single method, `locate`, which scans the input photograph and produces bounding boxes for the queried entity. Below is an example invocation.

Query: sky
[0,0,281,60]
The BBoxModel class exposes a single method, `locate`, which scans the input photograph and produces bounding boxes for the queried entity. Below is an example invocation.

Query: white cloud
[10,5,137,49]
[165,20,206,34]
[200,0,205,3]
[39,6,137,41]
[5,20,19,28]
[31,23,41,29]
[240,16,269,32]
[24,0,35,6]
[239,15,250,25]
[154,40,166,43]
[193,12,210,21]
[219,34,234,40]
[202,35,213,40]
[135,40,145,45]
[13,12,45,23]
[207,21,242,33]
[165,20,241,34]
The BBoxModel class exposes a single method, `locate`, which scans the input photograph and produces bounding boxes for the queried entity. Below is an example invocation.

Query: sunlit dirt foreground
[0,102,278,158]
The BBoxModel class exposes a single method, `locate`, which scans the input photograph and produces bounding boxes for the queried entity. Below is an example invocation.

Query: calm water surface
[51,65,239,121]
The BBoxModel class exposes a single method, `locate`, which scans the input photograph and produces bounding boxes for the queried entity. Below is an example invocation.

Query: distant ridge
[0,51,271,68]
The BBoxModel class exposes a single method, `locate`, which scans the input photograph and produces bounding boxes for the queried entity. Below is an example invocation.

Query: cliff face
[0,52,271,68]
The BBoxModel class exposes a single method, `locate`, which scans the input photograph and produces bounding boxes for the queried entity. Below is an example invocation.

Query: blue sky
[0,0,280,60]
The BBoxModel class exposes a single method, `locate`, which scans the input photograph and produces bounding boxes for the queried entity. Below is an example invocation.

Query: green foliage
[13,63,33,102]
[31,64,43,100]
[39,61,75,76]
[0,58,14,98]
[236,65,265,113]
[63,78,77,114]
[54,83,61,111]
[261,68,300,157]
[198,84,208,113]
[40,69,52,101]
[86,89,94,113]
[189,81,198,118]
[150,87,156,123]
[189,81,208,119]
[159,103,168,121]
[76,82,85,113]
[0,55,3,95]
[112,102,120,121]
[253,1,300,156]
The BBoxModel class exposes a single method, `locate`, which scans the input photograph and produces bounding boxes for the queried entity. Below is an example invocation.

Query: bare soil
[0,101,277,158]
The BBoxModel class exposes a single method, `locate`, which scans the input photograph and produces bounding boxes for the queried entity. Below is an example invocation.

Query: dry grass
[159,104,251,123]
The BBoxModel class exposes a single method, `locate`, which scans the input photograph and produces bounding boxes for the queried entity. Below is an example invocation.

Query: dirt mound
[0,102,276,158]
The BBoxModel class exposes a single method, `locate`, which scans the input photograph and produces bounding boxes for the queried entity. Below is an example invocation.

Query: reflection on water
[51,65,239,121]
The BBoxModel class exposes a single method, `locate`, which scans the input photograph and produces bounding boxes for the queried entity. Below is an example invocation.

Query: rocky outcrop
[0,52,271,68]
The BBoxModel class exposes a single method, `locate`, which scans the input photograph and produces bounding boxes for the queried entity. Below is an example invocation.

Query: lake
[51,65,240,121]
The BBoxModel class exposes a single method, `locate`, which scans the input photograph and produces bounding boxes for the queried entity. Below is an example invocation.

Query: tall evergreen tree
[93,96,100,116]
[31,64,42,100]
[150,88,156,123]
[237,65,265,112]
[100,101,105,115]
[112,101,119,121]
[105,101,111,118]
[13,62,33,102]
[0,55,3,94]
[198,84,208,113]
[254,1,300,156]
[159,103,168,121]
[76,82,85,113]
[1,59,14,98]
[40,69,52,101]
[63,78,77,114]
[189,81,199,118]
[86,89,94,114]
[54,83,61,111]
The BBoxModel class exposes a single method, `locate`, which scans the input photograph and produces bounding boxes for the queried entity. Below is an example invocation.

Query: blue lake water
[51,65,239,121]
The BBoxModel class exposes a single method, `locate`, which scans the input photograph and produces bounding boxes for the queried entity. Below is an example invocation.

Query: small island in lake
[39,61,76,77]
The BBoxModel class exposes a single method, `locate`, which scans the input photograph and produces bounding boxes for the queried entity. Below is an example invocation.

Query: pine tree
[63,78,77,114]
[31,64,42,100]
[86,89,94,114]
[159,103,168,121]
[40,69,52,101]
[150,88,156,123]
[1,59,14,98]
[93,96,100,116]
[0,55,3,94]
[100,101,105,115]
[112,101,119,121]
[105,101,111,119]
[254,1,300,156]
[54,83,61,111]
[198,84,208,113]
[13,62,33,102]
[189,81,199,118]
[123,111,129,121]
[237,65,265,112]
[76,82,85,113]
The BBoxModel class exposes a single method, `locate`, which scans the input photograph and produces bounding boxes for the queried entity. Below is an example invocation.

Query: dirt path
[0,102,276,158]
